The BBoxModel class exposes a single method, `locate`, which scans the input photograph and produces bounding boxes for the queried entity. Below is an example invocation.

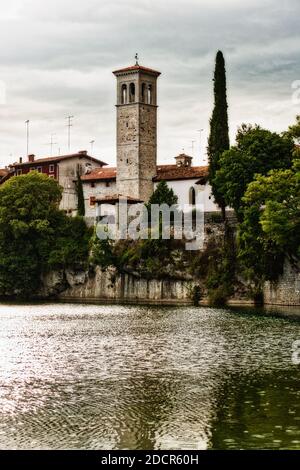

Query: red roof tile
[0,168,9,177]
[95,194,143,204]
[113,65,161,76]
[154,165,209,182]
[81,167,117,181]
[81,165,209,183]
[10,152,108,168]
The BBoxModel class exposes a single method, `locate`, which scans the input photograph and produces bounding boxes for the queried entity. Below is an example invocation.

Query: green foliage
[0,172,91,298]
[89,234,117,270]
[205,231,235,306]
[285,115,300,143]
[76,170,85,216]
[191,285,202,306]
[208,50,230,216]
[214,124,294,220]
[147,180,178,207]
[45,214,91,270]
[238,159,300,288]
[189,229,236,307]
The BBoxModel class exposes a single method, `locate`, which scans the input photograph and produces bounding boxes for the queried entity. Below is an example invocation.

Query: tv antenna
[66,116,74,152]
[25,120,30,156]
[197,129,204,162]
[45,133,58,156]
[90,140,95,156]
[190,140,196,157]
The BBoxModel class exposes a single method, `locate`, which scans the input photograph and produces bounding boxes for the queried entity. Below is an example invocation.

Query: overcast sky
[0,0,299,168]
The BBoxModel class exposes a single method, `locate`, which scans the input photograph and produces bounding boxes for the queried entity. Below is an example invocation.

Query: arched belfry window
[129,83,135,103]
[147,84,152,104]
[189,187,196,206]
[141,83,146,103]
[121,84,127,104]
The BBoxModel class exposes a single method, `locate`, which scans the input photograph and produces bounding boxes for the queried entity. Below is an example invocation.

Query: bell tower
[113,58,161,201]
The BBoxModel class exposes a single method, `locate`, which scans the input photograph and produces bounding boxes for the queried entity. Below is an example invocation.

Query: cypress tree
[207,50,230,219]
[76,170,85,216]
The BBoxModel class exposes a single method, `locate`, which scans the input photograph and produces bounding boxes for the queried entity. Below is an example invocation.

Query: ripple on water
[0,303,299,449]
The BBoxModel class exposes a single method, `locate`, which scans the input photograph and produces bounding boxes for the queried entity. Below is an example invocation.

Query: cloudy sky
[0,0,299,168]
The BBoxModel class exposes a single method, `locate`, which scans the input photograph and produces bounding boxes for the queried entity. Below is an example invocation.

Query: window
[37,167,42,173]
[90,196,96,207]
[147,84,152,104]
[121,84,127,104]
[49,164,55,173]
[16,169,22,175]
[91,182,95,188]
[129,82,135,103]
[189,187,196,206]
[29,168,36,172]
[105,181,110,188]
[141,83,146,103]
[49,174,55,179]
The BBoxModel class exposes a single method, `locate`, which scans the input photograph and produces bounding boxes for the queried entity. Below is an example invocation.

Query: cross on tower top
[135,53,139,65]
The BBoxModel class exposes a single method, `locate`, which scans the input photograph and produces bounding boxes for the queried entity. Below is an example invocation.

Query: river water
[0,302,299,450]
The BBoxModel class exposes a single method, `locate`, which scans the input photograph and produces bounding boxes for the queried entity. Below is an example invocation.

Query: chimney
[78,150,87,156]
[28,154,35,163]
[19,157,23,164]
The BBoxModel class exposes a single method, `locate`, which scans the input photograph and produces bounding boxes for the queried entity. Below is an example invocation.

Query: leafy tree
[76,170,85,216]
[0,172,91,298]
[207,50,230,218]
[214,124,294,220]
[238,157,300,291]
[285,115,300,159]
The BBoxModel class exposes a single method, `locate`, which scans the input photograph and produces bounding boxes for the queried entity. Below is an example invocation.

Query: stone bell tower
[113,58,161,201]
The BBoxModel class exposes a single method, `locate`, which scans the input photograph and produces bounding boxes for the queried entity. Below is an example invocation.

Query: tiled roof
[113,65,161,76]
[10,152,108,168]
[154,165,209,182]
[95,194,143,204]
[0,168,9,177]
[81,165,209,183]
[81,167,117,181]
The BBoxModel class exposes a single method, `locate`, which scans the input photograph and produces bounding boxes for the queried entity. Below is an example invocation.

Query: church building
[81,61,219,223]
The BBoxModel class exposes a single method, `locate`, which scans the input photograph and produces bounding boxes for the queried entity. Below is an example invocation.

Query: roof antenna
[135,53,139,65]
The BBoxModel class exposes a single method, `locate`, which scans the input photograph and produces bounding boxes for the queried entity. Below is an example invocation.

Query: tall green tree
[76,170,85,216]
[208,50,230,218]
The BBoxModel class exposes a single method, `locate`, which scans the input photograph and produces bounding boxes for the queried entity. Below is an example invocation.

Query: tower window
[189,187,196,206]
[121,84,127,104]
[141,83,146,103]
[129,83,135,103]
[147,84,152,104]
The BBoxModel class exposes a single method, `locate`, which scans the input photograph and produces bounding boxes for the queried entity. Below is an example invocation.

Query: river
[0,302,299,450]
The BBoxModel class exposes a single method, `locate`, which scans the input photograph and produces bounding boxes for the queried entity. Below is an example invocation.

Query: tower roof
[113,64,161,77]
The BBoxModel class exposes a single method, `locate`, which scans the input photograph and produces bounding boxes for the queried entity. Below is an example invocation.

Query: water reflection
[210,371,300,449]
[0,303,299,449]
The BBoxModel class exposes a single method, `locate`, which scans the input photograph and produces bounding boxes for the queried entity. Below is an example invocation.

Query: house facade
[6,151,107,214]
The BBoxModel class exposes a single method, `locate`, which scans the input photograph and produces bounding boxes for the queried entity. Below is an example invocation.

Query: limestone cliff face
[41,267,194,305]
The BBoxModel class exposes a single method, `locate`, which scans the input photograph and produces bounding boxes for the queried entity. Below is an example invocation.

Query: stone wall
[264,260,300,306]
